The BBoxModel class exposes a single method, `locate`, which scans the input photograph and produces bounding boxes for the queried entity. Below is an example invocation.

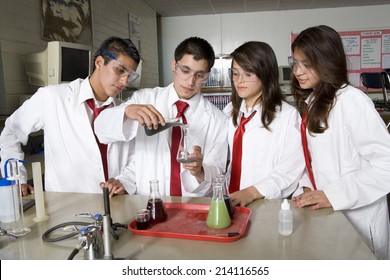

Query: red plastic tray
[128,202,251,242]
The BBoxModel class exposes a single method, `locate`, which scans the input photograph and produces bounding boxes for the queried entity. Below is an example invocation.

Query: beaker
[214,174,234,219]
[4,158,31,236]
[176,125,196,163]
[206,182,231,229]
[146,180,167,224]
[135,209,150,230]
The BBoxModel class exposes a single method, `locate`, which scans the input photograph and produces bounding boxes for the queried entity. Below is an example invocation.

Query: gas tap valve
[78,214,104,260]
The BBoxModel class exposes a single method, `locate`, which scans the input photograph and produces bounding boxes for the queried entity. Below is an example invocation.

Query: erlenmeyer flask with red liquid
[146,179,167,224]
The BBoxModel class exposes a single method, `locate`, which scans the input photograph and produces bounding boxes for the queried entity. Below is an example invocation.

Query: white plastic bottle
[279,199,293,236]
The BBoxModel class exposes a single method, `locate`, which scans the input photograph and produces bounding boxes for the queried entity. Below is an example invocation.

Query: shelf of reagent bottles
[202,91,231,110]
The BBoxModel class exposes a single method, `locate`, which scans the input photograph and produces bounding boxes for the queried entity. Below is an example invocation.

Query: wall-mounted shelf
[201,87,231,93]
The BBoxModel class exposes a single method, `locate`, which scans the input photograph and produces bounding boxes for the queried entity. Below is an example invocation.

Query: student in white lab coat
[95,37,228,196]
[223,41,304,207]
[0,37,141,197]
[291,25,390,259]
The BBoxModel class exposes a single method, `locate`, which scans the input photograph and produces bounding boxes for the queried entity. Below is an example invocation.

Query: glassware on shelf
[203,56,232,88]
[146,179,167,224]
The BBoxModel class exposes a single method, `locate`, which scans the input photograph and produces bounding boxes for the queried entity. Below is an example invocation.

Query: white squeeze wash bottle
[279,199,293,236]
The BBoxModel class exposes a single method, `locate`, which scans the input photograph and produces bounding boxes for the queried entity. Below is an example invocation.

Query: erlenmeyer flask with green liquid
[206,182,231,229]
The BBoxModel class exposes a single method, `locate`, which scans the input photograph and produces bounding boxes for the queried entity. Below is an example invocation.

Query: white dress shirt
[0,78,134,193]
[95,83,228,196]
[224,100,305,198]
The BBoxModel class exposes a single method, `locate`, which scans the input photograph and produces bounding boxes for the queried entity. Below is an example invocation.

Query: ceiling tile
[144,0,390,17]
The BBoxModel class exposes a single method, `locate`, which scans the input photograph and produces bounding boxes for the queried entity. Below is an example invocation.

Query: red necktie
[86,99,110,181]
[229,111,256,193]
[170,100,189,196]
[300,112,317,190]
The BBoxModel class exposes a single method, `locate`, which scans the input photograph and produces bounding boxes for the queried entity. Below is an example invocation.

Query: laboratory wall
[0,0,158,115]
[2,2,390,115]
[159,4,390,86]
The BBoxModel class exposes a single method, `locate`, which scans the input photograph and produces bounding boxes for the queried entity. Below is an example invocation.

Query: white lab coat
[95,83,228,196]
[294,85,390,259]
[224,100,305,198]
[0,78,134,194]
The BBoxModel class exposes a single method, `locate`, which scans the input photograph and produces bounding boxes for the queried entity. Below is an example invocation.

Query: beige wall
[0,0,159,115]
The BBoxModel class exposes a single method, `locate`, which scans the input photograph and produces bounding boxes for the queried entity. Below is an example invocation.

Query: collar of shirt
[239,99,260,118]
[305,84,347,107]
[305,91,315,106]
[79,77,114,108]
[168,83,201,119]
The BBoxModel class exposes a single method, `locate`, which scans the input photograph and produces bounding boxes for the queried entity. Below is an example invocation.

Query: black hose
[67,248,80,260]
[42,221,90,242]
[67,241,86,260]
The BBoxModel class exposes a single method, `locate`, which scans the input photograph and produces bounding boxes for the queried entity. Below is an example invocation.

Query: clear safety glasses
[100,49,139,84]
[174,62,210,84]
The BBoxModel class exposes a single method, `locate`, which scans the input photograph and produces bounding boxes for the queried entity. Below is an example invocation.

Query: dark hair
[93,36,140,71]
[230,41,285,129]
[174,37,215,71]
[291,25,349,134]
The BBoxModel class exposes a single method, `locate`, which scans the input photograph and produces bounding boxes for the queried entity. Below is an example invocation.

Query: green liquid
[206,200,231,229]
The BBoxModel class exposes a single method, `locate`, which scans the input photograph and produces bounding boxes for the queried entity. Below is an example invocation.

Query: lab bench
[0,192,375,260]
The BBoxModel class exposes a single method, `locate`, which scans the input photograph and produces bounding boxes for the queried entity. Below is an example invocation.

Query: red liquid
[224,195,234,219]
[136,220,149,230]
[147,198,168,224]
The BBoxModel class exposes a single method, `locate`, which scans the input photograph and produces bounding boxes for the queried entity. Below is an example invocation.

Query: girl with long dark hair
[291,25,390,259]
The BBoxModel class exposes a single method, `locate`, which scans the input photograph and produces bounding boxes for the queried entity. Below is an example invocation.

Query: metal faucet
[78,214,104,260]
[73,188,117,260]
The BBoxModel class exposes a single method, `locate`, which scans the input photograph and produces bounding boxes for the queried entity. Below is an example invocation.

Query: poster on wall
[292,28,390,90]
[41,0,92,45]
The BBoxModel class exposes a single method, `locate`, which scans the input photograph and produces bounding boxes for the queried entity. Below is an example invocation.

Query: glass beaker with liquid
[206,182,231,229]
[135,209,150,230]
[176,125,196,163]
[146,180,167,224]
[214,174,234,219]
